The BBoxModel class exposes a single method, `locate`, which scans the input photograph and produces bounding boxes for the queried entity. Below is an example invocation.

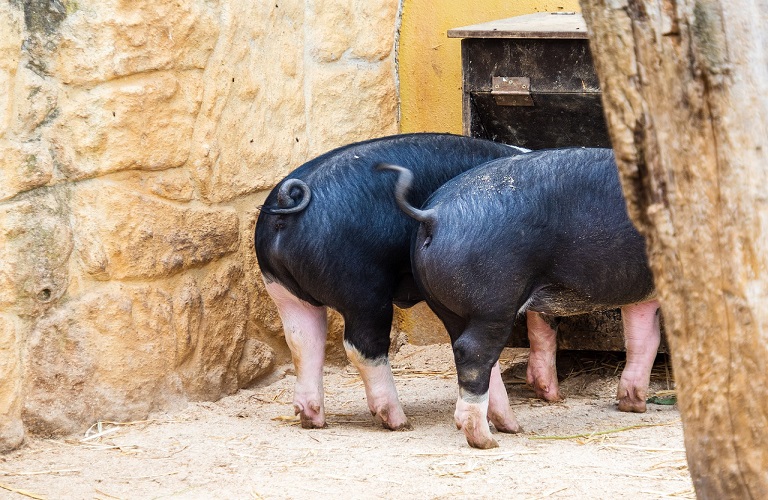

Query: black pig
[380,147,660,448]
[255,133,527,431]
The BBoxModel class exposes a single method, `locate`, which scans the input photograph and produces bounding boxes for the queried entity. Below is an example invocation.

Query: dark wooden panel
[470,92,610,149]
[461,38,600,94]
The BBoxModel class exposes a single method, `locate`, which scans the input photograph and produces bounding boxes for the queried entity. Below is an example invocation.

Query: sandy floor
[2,344,691,500]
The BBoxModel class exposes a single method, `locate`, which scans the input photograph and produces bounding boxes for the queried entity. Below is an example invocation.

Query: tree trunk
[579,0,768,498]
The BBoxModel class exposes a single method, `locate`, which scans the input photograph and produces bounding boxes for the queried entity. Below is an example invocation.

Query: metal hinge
[491,77,534,107]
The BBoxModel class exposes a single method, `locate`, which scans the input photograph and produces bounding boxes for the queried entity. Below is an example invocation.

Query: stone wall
[0,0,399,451]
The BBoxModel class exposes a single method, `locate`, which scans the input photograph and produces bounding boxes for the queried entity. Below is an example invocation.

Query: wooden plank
[447,12,588,40]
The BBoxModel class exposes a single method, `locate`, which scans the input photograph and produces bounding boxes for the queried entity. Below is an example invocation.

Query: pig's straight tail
[376,163,437,225]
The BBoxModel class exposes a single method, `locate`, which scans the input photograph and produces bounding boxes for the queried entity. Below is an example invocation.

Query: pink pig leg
[487,361,522,433]
[345,342,411,431]
[455,391,498,449]
[617,300,661,413]
[526,311,563,402]
[265,281,328,428]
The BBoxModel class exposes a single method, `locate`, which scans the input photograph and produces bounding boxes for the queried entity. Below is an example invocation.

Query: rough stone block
[189,1,308,203]
[0,139,54,202]
[350,3,399,62]
[0,188,72,317]
[0,3,22,137]
[0,315,24,451]
[237,338,276,389]
[174,260,252,399]
[306,61,398,157]
[71,182,240,280]
[51,71,203,181]
[54,1,219,85]
[23,285,184,436]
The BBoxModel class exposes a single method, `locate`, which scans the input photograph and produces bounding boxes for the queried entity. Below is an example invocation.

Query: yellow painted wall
[399,0,581,133]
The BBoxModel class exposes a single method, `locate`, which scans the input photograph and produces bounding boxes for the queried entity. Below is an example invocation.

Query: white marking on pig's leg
[265,281,328,428]
[525,311,563,402]
[344,341,411,431]
[617,300,661,413]
[454,390,498,449]
[487,361,522,433]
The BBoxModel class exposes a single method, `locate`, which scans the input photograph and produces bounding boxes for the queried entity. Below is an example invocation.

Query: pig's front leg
[526,311,563,402]
[266,281,328,428]
[617,300,661,413]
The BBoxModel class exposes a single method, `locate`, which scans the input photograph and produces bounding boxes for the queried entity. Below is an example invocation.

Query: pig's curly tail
[260,179,312,215]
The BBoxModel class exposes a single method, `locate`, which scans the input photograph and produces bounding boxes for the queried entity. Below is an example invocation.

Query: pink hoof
[294,400,327,429]
[616,382,648,413]
[526,366,564,402]
[372,405,412,431]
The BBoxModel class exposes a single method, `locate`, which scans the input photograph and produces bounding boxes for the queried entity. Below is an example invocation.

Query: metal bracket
[491,76,534,106]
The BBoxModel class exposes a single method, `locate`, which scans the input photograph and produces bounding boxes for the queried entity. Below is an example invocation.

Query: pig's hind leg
[440,311,521,436]
[617,300,661,413]
[265,281,328,428]
[452,319,515,449]
[342,302,411,431]
[525,311,564,402]
[488,361,523,433]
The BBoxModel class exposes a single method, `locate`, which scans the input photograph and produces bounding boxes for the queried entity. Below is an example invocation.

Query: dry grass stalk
[639,488,696,499]
[414,450,539,458]
[430,460,486,478]
[81,426,122,442]
[271,415,301,426]
[93,488,124,500]
[648,458,689,471]
[0,482,47,500]
[532,486,569,499]
[118,471,179,481]
[392,368,456,379]
[530,419,681,441]
[0,469,80,477]
[653,389,677,398]
[600,443,685,453]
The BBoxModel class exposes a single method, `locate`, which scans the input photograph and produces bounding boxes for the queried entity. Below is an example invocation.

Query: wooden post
[579,1,768,497]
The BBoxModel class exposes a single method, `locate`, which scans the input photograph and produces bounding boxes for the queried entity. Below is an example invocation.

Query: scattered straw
[530,419,681,441]
[600,444,686,453]
[532,486,568,499]
[639,488,695,499]
[93,488,123,500]
[81,426,122,442]
[272,415,299,422]
[648,458,689,471]
[0,469,80,477]
[0,482,46,500]
[271,415,301,426]
[118,471,179,481]
[392,368,456,379]
[430,460,486,478]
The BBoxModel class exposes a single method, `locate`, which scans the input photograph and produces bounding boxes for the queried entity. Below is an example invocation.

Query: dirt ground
[2,344,692,500]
